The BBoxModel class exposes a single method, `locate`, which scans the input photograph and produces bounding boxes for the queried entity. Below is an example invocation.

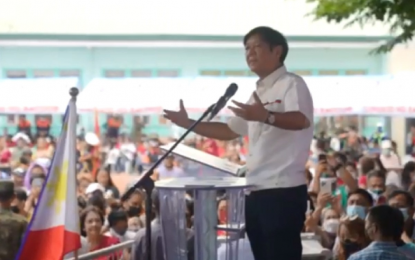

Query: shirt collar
[256,66,287,89]
[369,241,399,249]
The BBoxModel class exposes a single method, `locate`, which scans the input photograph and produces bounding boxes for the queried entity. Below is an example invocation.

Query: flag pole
[70,87,80,260]
[70,87,79,102]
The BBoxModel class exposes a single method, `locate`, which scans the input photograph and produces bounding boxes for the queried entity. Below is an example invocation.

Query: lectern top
[160,143,246,176]
[155,176,252,190]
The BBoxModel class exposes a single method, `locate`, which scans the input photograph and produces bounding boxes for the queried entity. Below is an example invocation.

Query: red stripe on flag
[17,226,80,260]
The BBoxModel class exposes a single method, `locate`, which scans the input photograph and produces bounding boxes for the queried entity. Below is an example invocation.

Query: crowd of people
[1,122,415,260]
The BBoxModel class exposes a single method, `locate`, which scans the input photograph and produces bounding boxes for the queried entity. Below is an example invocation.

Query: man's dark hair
[19,156,30,165]
[367,170,386,181]
[347,188,374,206]
[388,190,414,207]
[15,188,28,201]
[368,205,404,240]
[243,26,289,63]
[108,209,128,227]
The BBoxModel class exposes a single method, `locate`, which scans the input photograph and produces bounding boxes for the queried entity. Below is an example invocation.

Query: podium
[156,144,331,260]
[156,176,250,260]
[160,143,246,177]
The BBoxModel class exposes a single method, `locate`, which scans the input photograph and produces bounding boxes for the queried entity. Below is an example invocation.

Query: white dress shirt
[227,66,314,190]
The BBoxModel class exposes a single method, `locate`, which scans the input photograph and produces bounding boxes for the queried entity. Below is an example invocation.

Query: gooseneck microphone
[208,83,238,120]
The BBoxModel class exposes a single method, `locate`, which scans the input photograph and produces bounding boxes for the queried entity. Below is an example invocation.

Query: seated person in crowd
[349,205,411,260]
[387,190,415,258]
[346,189,373,219]
[336,215,370,260]
[366,170,387,205]
[106,209,137,242]
[65,206,120,259]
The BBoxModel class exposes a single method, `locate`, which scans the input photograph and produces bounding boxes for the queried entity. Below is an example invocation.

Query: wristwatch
[265,111,275,124]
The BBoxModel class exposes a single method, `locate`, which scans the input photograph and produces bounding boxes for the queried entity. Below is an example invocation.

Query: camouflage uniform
[0,180,28,260]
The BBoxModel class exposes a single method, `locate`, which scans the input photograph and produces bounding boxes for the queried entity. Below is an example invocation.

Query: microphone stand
[123,103,215,260]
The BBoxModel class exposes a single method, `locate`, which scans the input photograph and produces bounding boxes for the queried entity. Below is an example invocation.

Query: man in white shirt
[163,26,313,260]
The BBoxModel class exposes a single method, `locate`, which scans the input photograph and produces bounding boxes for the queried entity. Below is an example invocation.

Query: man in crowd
[349,205,410,260]
[0,180,27,260]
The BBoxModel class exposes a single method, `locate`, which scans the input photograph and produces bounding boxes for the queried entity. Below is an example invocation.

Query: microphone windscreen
[226,83,238,97]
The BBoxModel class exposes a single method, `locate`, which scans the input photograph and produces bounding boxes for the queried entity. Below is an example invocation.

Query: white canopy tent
[77,75,415,117]
[77,78,189,114]
[0,78,78,114]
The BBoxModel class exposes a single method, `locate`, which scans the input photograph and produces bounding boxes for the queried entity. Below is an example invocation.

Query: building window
[345,70,367,75]
[294,70,312,76]
[5,70,27,78]
[200,70,222,76]
[156,70,179,77]
[223,70,247,76]
[318,70,339,75]
[33,70,55,78]
[131,70,153,78]
[6,115,17,124]
[104,70,125,78]
[59,70,80,77]
[134,115,150,124]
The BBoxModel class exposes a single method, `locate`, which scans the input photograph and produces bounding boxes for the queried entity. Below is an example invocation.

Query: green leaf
[307,0,415,53]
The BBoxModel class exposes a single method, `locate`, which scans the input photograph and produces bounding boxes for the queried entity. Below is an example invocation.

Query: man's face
[348,193,369,207]
[12,175,24,186]
[388,194,414,221]
[164,157,174,168]
[245,34,281,74]
[367,176,385,191]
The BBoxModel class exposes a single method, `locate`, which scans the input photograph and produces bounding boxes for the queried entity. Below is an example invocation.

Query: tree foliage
[307,0,415,53]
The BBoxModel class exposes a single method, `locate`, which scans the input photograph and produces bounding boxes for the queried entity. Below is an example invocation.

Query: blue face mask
[400,208,409,221]
[346,205,366,219]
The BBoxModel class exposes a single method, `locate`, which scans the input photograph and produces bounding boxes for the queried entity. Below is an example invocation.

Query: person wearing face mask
[349,205,410,260]
[345,189,373,220]
[366,170,386,205]
[387,190,415,258]
[106,209,136,242]
[336,216,370,260]
[321,208,341,249]
[122,189,144,219]
[128,216,142,232]
[380,140,401,169]
[388,190,415,237]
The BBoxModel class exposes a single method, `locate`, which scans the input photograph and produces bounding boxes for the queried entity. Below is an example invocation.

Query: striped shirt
[348,241,410,260]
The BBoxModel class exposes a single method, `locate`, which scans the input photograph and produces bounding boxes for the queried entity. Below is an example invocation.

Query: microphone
[209,83,238,120]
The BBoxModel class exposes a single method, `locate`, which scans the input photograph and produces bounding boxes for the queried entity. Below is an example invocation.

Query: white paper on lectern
[160,143,245,177]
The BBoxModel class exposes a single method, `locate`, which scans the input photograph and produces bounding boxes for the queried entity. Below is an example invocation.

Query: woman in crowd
[23,161,47,190]
[94,167,120,199]
[78,206,121,259]
[336,216,370,260]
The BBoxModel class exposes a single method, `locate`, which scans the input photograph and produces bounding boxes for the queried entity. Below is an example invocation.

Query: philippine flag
[15,89,81,260]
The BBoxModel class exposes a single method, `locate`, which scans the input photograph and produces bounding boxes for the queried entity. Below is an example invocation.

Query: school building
[0,0,414,153]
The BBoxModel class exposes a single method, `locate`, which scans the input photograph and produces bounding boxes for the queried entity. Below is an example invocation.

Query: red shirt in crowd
[89,236,121,260]
[0,149,11,163]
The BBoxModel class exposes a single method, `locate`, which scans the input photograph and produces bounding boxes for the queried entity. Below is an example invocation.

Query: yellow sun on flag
[46,161,69,214]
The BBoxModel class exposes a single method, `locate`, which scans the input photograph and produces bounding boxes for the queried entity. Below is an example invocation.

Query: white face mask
[323,219,340,234]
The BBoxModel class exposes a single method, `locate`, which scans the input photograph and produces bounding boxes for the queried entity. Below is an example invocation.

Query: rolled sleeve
[227,116,248,136]
[284,77,313,120]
